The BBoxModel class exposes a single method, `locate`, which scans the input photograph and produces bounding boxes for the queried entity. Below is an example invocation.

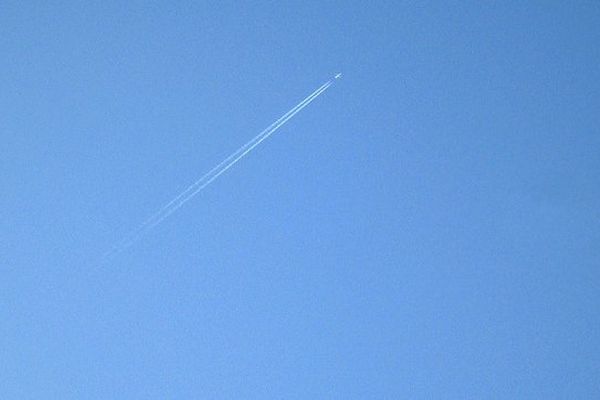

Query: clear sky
[2,2,599,398]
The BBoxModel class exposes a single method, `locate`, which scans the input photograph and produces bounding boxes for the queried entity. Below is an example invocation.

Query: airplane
[335,72,342,79]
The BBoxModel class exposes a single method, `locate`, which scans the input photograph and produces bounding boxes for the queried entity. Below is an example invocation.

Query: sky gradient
[2,1,599,398]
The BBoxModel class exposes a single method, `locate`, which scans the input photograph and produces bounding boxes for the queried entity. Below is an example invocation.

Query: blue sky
[2,1,599,398]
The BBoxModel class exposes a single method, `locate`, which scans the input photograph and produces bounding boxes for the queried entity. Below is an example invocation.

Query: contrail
[106,75,340,257]
[124,80,332,237]
[112,80,333,250]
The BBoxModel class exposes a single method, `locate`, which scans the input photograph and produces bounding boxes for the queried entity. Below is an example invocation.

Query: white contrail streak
[112,81,331,249]
[106,76,338,256]
[125,80,332,236]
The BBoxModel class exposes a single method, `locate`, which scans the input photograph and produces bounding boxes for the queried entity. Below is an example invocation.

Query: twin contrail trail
[106,74,340,257]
